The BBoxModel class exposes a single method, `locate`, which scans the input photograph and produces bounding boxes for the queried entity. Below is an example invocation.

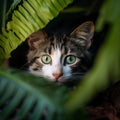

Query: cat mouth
[54,76,73,84]
[44,72,85,86]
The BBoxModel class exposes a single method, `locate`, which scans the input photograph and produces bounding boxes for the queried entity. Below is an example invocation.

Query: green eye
[41,55,51,64]
[65,55,76,65]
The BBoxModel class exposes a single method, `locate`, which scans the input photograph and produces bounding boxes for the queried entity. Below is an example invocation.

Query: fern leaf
[0,68,69,120]
[6,0,22,19]
[0,0,73,64]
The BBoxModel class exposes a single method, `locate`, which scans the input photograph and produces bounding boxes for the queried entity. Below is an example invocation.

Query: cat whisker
[59,72,85,82]
[65,72,85,78]
[70,72,85,76]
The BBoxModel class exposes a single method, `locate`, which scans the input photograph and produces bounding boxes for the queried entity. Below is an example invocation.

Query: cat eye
[41,55,52,64]
[65,55,76,65]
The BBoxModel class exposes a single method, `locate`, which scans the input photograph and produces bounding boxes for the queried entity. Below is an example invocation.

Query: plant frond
[66,0,120,111]
[0,67,69,120]
[0,0,73,64]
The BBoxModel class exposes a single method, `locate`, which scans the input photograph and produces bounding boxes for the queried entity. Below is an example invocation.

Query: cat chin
[45,76,65,84]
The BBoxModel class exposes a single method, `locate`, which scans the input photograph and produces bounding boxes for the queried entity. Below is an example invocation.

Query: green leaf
[0,0,73,64]
[0,67,69,120]
[96,0,120,31]
[6,0,22,21]
[66,0,120,111]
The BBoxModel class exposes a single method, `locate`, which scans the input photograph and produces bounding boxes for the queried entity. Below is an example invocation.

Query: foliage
[66,0,120,111]
[0,68,69,120]
[0,0,73,63]
[0,0,120,119]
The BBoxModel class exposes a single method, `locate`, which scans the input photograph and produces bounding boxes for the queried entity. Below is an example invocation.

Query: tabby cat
[27,21,94,84]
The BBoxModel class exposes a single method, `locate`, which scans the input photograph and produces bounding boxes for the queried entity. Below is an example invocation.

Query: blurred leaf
[0,67,69,120]
[66,0,120,111]
[96,0,120,31]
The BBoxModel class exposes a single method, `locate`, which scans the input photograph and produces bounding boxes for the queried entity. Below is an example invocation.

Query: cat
[27,21,94,85]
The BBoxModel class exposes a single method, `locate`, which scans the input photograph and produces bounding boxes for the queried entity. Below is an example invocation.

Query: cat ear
[27,30,47,49]
[70,21,94,49]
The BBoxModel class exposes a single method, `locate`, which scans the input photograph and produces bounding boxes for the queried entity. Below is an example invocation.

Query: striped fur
[27,21,94,84]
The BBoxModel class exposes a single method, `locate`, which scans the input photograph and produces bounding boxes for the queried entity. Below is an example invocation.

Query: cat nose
[52,72,63,80]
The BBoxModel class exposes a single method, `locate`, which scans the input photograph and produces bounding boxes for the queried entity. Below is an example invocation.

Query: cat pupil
[41,55,51,64]
[66,55,76,64]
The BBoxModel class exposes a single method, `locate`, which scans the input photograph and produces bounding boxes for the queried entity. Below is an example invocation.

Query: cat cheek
[42,65,55,81]
[29,67,43,77]
[63,66,71,77]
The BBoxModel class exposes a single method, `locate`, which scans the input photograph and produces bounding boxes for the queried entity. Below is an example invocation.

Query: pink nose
[52,72,63,80]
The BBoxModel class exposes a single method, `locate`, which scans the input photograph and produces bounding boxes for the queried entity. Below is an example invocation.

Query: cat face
[27,21,94,83]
